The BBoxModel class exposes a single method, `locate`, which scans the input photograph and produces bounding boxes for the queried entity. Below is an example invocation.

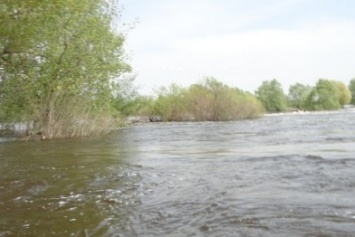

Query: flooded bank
[1,110,355,236]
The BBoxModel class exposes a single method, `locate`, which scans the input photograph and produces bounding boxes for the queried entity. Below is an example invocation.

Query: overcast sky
[119,0,355,95]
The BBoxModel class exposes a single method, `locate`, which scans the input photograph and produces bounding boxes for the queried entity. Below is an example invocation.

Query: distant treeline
[119,77,355,122]
[1,3,355,139]
[257,78,354,112]
[154,78,264,121]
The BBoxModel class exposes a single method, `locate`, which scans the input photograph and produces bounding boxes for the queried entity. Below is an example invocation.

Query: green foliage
[110,77,153,117]
[113,95,154,117]
[255,79,287,112]
[0,0,131,138]
[186,78,264,121]
[185,83,214,121]
[133,96,155,116]
[304,79,341,111]
[153,84,189,121]
[287,83,312,110]
[332,81,351,106]
[349,79,355,105]
[152,78,264,121]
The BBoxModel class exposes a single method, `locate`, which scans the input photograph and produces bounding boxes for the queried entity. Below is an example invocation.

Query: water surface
[1,110,355,236]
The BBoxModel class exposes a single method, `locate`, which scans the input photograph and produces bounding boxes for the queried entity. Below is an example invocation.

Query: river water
[0,110,355,236]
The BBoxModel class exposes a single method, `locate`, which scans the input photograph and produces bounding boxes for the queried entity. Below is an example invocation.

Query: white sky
[119,0,355,95]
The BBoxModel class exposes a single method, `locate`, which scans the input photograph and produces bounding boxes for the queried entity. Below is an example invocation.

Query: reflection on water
[1,110,355,236]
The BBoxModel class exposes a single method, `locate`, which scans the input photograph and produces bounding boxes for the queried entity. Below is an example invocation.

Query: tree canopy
[151,78,264,122]
[0,0,131,138]
[303,79,351,111]
[287,83,312,110]
[255,79,287,113]
[332,81,352,106]
[0,0,354,138]
[348,79,355,105]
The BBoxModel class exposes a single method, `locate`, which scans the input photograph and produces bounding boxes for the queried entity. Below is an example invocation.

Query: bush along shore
[145,78,265,122]
[3,76,355,140]
[1,1,355,140]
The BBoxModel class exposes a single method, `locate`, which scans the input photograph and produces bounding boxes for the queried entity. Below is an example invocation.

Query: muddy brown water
[1,110,355,236]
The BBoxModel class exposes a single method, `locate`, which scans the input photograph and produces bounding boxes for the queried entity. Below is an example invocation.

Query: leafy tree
[113,95,154,117]
[133,96,155,116]
[288,83,312,109]
[185,77,264,121]
[0,0,131,138]
[349,79,355,105]
[255,79,287,112]
[200,78,263,120]
[228,89,265,119]
[332,81,351,106]
[201,77,230,121]
[304,79,341,111]
[153,84,188,121]
[186,83,214,121]
[151,77,264,122]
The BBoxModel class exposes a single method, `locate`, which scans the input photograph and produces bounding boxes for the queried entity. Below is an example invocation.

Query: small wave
[305,155,325,161]
[325,137,346,142]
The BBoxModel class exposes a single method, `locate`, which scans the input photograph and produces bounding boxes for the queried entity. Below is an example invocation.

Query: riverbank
[1,109,355,236]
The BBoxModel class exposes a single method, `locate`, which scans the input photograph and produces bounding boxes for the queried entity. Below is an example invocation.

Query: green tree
[288,83,312,109]
[153,84,189,121]
[0,0,131,138]
[202,77,230,121]
[304,79,341,111]
[113,95,155,117]
[255,79,287,112]
[186,77,264,121]
[349,79,355,105]
[186,83,214,121]
[332,81,351,106]
[151,77,264,122]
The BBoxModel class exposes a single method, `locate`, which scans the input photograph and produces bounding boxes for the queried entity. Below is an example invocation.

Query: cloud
[121,0,355,94]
